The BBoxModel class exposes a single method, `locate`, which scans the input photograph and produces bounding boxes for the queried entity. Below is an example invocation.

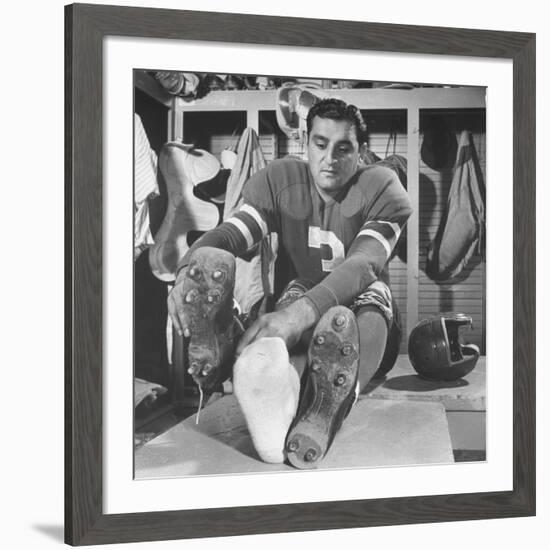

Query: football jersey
[182,157,412,314]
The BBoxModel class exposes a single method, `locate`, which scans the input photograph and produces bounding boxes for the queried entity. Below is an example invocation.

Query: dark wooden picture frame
[65,3,536,546]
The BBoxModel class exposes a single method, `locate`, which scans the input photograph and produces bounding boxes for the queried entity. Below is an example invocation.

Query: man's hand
[236,298,319,355]
[167,268,191,337]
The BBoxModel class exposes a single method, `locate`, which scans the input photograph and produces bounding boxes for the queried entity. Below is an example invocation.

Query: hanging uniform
[180,157,412,317]
[426,130,485,280]
[222,128,275,314]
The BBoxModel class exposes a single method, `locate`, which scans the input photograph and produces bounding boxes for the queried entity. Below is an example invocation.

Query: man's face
[307,116,360,197]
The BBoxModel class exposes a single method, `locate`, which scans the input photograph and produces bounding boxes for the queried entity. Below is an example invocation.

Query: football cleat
[180,247,241,391]
[285,306,359,469]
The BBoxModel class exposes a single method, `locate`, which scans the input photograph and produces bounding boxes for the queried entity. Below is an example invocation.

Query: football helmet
[408,313,480,381]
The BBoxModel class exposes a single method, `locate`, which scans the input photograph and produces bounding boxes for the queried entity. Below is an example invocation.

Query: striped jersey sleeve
[352,219,403,263]
[176,201,270,275]
[224,203,270,250]
[347,168,411,264]
[213,159,277,252]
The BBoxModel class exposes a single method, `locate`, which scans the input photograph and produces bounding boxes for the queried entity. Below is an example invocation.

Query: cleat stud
[304,449,317,462]
[207,291,221,304]
[212,270,224,280]
[316,335,325,345]
[335,374,346,386]
[287,439,299,453]
[334,314,346,328]
[341,344,353,356]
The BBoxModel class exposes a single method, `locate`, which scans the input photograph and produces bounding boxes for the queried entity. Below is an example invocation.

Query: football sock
[234,337,300,463]
[355,305,388,391]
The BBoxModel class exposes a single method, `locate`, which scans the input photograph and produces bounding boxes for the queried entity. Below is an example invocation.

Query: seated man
[168,98,412,469]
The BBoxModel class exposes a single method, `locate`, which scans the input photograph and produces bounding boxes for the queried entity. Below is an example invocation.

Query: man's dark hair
[306,98,367,144]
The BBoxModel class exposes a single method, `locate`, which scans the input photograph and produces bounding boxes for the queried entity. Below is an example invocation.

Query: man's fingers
[167,301,183,336]
[167,295,188,337]
[173,312,190,338]
[176,313,190,338]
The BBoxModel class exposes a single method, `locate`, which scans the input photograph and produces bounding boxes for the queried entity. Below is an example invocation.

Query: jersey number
[308,227,345,272]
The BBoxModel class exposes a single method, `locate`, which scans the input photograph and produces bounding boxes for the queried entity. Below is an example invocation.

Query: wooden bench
[135,393,454,478]
[366,355,486,455]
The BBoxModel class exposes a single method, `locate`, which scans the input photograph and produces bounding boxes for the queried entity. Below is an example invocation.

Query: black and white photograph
[133,70,487,477]
[3,0,544,545]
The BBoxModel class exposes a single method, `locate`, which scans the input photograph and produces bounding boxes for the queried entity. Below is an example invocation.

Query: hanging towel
[223,128,277,314]
[134,114,159,259]
[426,131,485,280]
[224,128,267,216]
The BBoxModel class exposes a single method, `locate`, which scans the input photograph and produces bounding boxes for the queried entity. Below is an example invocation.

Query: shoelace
[195,384,204,426]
